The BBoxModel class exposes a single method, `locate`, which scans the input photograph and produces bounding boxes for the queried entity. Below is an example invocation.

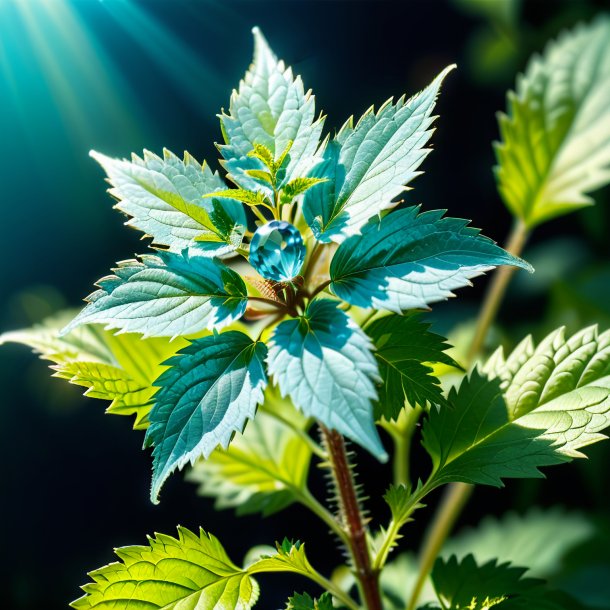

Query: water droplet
[249,221,306,282]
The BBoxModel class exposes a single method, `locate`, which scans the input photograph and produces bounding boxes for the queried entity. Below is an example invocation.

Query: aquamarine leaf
[71,526,259,609]
[423,326,610,487]
[62,250,247,339]
[367,313,459,420]
[91,149,247,253]
[303,66,454,243]
[146,331,268,503]
[330,206,533,313]
[219,28,324,193]
[267,299,387,460]
[495,16,610,228]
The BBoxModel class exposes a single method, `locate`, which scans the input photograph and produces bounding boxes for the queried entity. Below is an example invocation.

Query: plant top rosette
[60,28,532,503]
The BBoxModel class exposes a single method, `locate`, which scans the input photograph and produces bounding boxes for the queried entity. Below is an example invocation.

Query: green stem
[309,572,360,610]
[467,219,530,362]
[384,407,422,487]
[406,482,472,610]
[407,218,531,610]
[296,487,350,548]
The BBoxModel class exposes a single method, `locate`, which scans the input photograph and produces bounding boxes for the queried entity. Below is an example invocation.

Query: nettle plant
[4,18,610,610]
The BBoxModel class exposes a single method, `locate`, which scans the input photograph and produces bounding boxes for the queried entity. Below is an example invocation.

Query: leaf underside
[267,299,387,460]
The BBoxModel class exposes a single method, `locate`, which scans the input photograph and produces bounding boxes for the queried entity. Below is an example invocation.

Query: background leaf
[0,311,185,429]
[92,149,247,253]
[442,508,595,578]
[62,249,248,338]
[303,65,454,243]
[146,331,268,503]
[219,28,324,193]
[286,592,334,610]
[71,526,259,609]
[267,299,386,460]
[187,409,312,516]
[367,313,459,420]
[495,16,610,227]
[330,206,532,313]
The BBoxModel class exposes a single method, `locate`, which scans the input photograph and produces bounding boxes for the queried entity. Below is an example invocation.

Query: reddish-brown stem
[320,427,382,610]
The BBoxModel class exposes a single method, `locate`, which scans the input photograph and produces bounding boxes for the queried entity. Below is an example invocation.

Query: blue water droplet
[249,221,306,282]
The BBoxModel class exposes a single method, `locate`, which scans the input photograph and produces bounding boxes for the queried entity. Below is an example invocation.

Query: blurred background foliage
[1,0,609,608]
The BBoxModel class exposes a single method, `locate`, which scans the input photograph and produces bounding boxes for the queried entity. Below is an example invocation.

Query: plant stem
[407,218,531,610]
[296,488,350,547]
[320,426,382,610]
[384,407,421,487]
[467,218,530,362]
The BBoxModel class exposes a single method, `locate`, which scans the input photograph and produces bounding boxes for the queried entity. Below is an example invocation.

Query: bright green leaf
[71,526,259,609]
[423,326,610,487]
[330,207,532,313]
[0,311,185,429]
[286,592,334,610]
[367,314,459,420]
[62,249,248,339]
[249,539,316,579]
[280,177,327,205]
[91,149,246,253]
[203,188,270,207]
[187,410,312,516]
[303,66,454,243]
[146,331,268,503]
[219,28,324,193]
[495,17,610,227]
[267,299,387,460]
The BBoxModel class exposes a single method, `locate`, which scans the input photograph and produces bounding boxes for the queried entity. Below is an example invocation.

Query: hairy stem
[407,218,530,610]
[320,426,382,610]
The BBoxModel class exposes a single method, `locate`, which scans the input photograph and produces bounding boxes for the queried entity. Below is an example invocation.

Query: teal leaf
[423,326,610,487]
[303,66,454,243]
[146,331,268,503]
[267,299,386,460]
[367,313,459,420]
[495,17,610,228]
[219,28,324,193]
[62,250,247,339]
[71,526,259,609]
[91,149,247,253]
[330,206,533,313]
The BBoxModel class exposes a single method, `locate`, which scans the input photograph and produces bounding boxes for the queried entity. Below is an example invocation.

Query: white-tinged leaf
[495,16,610,227]
[146,331,268,503]
[303,66,454,243]
[62,249,248,339]
[267,299,387,460]
[330,206,533,313]
[219,28,324,193]
[71,526,259,609]
[92,148,247,253]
